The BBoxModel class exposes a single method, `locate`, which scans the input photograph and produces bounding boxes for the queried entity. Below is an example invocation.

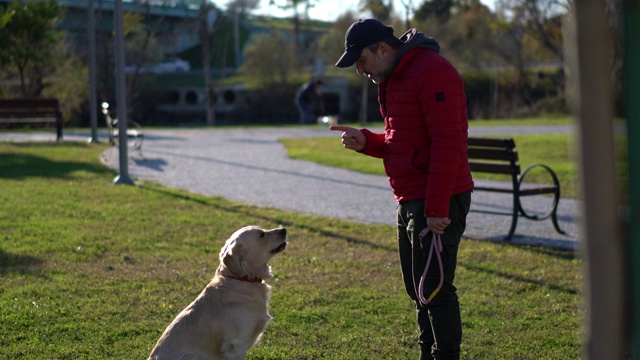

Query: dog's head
[217,226,288,282]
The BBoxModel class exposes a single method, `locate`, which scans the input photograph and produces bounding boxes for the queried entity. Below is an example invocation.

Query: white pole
[113,0,134,185]
[88,0,99,143]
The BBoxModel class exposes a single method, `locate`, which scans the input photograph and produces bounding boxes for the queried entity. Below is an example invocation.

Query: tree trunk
[203,32,215,126]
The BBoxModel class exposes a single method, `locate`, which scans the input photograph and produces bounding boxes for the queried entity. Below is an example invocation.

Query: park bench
[467,136,566,240]
[0,98,63,142]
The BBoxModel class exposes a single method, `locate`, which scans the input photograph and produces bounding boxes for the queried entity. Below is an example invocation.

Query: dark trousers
[396,191,471,360]
[297,100,312,124]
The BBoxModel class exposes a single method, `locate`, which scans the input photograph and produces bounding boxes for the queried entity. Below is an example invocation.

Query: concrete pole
[87,0,99,143]
[113,0,134,185]
[623,1,640,357]
[570,1,626,359]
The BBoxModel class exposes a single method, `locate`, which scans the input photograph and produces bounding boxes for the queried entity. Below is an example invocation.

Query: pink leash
[418,233,444,306]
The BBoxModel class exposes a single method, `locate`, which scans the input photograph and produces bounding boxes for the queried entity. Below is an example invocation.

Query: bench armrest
[519,163,560,190]
[517,163,561,220]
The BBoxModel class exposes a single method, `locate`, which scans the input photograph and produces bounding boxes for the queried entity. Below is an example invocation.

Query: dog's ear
[219,238,235,259]
[220,241,272,280]
[221,242,249,277]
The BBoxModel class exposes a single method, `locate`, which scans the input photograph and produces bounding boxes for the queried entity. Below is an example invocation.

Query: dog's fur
[148,226,288,360]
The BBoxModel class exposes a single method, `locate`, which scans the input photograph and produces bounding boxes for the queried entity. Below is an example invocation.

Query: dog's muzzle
[271,242,287,254]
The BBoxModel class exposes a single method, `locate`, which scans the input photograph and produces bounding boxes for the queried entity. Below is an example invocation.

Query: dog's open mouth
[271,241,287,254]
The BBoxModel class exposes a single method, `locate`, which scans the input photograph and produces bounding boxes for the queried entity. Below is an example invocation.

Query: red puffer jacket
[360,33,474,218]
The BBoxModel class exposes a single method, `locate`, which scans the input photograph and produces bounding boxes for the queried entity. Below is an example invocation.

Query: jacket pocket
[411,147,430,173]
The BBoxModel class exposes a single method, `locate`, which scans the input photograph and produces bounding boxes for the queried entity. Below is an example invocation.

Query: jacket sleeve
[419,60,466,218]
[359,128,385,159]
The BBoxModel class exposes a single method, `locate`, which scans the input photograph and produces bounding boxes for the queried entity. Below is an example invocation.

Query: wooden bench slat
[468,147,519,161]
[473,179,514,193]
[470,162,518,174]
[0,98,63,142]
[0,109,58,115]
[468,137,515,148]
[0,99,59,108]
[473,179,558,195]
[0,117,59,123]
[518,184,558,195]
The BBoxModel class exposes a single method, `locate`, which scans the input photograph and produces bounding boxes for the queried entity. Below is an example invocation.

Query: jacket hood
[391,29,440,70]
[400,29,440,53]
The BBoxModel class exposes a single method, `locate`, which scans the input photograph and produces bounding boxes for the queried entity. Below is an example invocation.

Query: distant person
[330,19,473,360]
[295,79,324,124]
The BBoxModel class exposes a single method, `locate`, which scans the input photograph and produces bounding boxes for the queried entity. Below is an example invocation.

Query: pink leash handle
[418,233,444,306]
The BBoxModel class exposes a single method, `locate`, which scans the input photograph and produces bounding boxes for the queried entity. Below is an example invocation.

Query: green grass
[282,131,580,199]
[340,116,573,128]
[0,142,583,359]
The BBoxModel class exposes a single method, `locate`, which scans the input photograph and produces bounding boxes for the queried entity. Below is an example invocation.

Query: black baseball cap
[335,19,395,68]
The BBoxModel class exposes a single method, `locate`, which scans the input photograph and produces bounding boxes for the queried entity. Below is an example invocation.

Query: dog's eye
[259,231,265,238]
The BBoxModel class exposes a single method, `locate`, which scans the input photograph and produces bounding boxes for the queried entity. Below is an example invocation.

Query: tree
[226,0,260,14]
[0,0,62,97]
[413,1,497,71]
[414,0,488,25]
[491,0,568,109]
[360,0,394,23]
[121,10,164,120]
[122,12,163,71]
[269,0,316,51]
[199,1,219,125]
[494,0,568,61]
[226,0,260,67]
[0,0,88,121]
[42,42,90,121]
[316,13,357,67]
[398,0,415,29]
[239,31,299,86]
[412,0,569,117]
[414,0,455,22]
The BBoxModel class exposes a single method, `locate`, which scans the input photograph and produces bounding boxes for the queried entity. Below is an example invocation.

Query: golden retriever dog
[148,226,288,360]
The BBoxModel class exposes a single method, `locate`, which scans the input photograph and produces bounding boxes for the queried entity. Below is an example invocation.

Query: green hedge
[462,68,566,119]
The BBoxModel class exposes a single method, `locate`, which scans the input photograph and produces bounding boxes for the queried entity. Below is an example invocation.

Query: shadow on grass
[0,249,43,275]
[461,238,578,295]
[524,244,577,261]
[138,184,397,253]
[459,260,578,296]
[0,144,113,180]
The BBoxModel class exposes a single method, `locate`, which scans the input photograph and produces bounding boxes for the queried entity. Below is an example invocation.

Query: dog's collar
[226,275,263,283]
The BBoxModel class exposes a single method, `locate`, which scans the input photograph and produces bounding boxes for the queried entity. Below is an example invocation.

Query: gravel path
[2,126,581,250]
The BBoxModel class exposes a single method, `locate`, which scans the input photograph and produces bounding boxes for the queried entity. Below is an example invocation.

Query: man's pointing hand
[329,125,367,152]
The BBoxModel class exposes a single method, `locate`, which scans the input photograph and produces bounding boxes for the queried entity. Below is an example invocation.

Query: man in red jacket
[330,19,473,360]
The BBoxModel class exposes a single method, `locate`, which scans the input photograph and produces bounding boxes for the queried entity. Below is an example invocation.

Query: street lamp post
[113,0,134,185]
[87,0,99,143]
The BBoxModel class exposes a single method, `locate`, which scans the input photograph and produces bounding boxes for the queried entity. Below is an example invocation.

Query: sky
[250,0,496,23]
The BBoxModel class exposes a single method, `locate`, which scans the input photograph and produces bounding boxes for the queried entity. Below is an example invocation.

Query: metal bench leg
[505,214,518,241]
[505,194,519,241]
[550,192,566,235]
[56,118,63,142]
[133,134,144,159]
[551,213,566,235]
